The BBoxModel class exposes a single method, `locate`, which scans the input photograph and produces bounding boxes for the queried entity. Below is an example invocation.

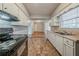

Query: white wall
[32,20,47,32]
[28,21,33,37]
[12,26,28,34]
[33,22,44,32]
[44,20,51,31]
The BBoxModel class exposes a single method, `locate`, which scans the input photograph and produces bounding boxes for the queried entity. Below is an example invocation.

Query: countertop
[49,31,79,42]
[55,32,78,42]
[0,34,28,56]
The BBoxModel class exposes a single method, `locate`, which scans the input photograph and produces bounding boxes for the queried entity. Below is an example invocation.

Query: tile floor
[27,32,60,56]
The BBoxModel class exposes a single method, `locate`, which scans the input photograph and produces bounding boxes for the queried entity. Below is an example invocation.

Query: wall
[28,21,33,37]
[33,22,44,32]
[44,20,51,31]
[32,20,49,32]
[12,26,28,34]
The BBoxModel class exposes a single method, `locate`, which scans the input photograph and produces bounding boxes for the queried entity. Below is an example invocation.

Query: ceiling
[23,3,60,20]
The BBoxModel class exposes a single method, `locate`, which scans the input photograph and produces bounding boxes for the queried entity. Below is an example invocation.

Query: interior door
[33,22,44,32]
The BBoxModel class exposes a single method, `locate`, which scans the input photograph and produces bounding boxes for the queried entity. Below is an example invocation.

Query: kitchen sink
[55,32,74,35]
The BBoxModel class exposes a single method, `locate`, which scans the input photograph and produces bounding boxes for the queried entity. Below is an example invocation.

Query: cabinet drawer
[64,38,74,46]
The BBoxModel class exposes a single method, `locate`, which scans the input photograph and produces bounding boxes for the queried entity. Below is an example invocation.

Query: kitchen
[0,3,79,56]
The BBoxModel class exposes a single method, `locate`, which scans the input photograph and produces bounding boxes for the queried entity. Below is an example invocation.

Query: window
[59,6,79,28]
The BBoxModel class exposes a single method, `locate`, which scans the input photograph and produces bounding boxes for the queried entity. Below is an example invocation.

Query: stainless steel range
[0,28,13,42]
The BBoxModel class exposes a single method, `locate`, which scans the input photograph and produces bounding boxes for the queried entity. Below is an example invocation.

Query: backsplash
[12,26,28,34]
[0,20,12,28]
[60,29,79,35]
[51,26,79,35]
[51,26,59,32]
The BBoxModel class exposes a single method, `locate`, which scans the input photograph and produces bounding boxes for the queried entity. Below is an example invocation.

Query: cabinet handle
[67,41,69,42]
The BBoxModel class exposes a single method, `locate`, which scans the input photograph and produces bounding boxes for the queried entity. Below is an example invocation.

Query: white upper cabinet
[64,38,74,56]
[16,3,29,16]
[18,9,28,26]
[0,3,2,10]
[2,3,29,26]
[11,9,29,26]
[77,7,79,17]
[3,3,19,17]
[50,16,59,26]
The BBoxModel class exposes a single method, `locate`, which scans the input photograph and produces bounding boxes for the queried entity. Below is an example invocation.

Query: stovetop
[0,34,27,51]
[0,40,16,50]
[0,34,28,56]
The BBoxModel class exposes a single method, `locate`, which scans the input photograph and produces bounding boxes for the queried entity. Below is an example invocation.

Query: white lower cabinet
[64,38,74,56]
[46,31,64,55]
[64,44,74,56]
[47,31,56,45]
[54,34,64,55]
[46,31,75,56]
[55,35,64,55]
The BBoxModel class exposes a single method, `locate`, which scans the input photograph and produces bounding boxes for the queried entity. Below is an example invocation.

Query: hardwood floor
[22,32,60,56]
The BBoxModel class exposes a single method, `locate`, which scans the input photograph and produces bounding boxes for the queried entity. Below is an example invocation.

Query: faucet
[63,31,73,35]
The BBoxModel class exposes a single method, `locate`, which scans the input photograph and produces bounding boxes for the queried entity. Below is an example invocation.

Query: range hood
[0,10,19,21]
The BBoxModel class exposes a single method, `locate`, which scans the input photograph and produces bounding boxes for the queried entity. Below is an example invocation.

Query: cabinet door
[47,31,54,45]
[51,16,59,26]
[55,35,64,55]
[64,44,74,56]
[11,9,28,26]
[54,17,59,26]
[3,3,19,17]
[58,36,64,55]
[18,9,27,25]
[47,32,52,42]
